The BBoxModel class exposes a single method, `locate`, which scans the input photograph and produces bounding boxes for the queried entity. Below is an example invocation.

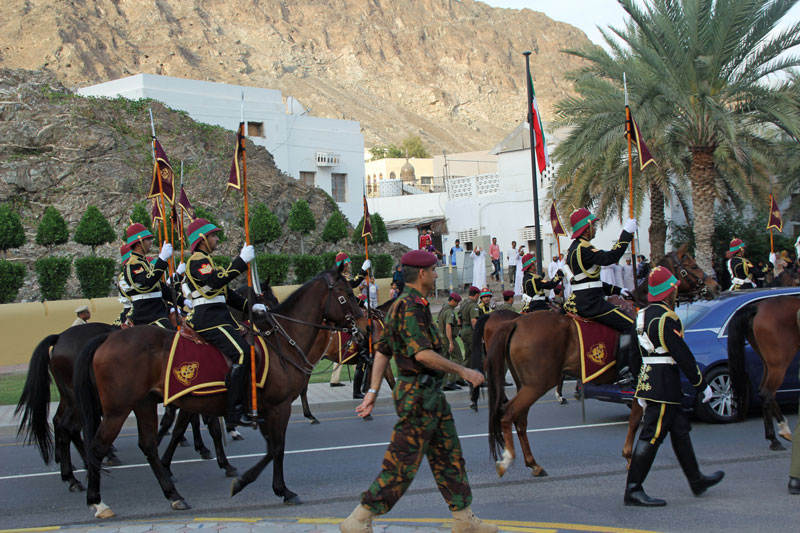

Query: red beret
[502,290,515,298]
[401,249,438,268]
[468,285,481,295]
[449,292,462,302]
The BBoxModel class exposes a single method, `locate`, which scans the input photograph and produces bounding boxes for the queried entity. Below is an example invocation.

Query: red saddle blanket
[568,315,620,383]
[164,326,269,405]
[326,318,383,364]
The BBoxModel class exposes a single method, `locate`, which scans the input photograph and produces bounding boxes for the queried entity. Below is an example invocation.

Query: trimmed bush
[321,251,338,269]
[33,256,72,301]
[35,207,69,247]
[255,253,291,285]
[250,203,281,248]
[194,206,225,242]
[351,212,388,245]
[74,256,116,299]
[214,255,232,270]
[0,204,26,252]
[288,199,315,254]
[374,253,394,279]
[292,254,324,284]
[321,210,348,243]
[74,205,115,253]
[0,259,26,303]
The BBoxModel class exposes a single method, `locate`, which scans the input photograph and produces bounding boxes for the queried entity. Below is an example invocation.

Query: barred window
[300,171,315,187]
[331,173,347,202]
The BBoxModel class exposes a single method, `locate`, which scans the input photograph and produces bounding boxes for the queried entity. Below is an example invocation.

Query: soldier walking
[438,292,463,391]
[340,250,496,533]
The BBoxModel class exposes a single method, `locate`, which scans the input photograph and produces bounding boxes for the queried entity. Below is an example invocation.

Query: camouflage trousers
[439,335,465,385]
[360,376,472,514]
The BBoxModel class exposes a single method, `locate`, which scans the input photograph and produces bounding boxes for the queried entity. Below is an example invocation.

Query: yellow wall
[0,278,393,367]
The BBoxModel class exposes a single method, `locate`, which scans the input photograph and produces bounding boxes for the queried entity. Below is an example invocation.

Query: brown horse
[728,295,800,450]
[633,245,721,305]
[73,269,366,518]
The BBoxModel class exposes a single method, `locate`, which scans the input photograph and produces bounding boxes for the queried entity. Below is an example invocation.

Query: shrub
[73,205,115,253]
[351,254,366,273]
[74,256,116,299]
[0,204,26,252]
[288,199,316,254]
[321,210,348,243]
[0,259,26,303]
[35,207,69,247]
[250,203,281,248]
[214,255,232,270]
[374,253,394,279]
[292,254,324,284]
[321,251,338,269]
[351,212,388,244]
[255,254,291,285]
[194,206,225,242]
[33,256,72,301]
[122,202,153,240]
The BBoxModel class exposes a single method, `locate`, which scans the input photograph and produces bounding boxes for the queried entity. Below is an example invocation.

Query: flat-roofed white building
[78,74,365,224]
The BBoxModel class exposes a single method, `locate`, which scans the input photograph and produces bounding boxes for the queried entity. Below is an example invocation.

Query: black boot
[352,362,365,399]
[614,334,637,386]
[225,364,253,428]
[670,432,724,496]
[789,477,800,494]
[624,440,667,506]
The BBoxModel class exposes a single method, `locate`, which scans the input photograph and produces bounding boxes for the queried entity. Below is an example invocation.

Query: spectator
[72,305,90,326]
[392,264,405,295]
[514,246,524,295]
[389,281,400,300]
[506,240,518,284]
[547,255,560,280]
[622,258,635,290]
[636,255,650,285]
[470,247,487,289]
[489,237,501,281]
[449,238,463,266]
[419,229,432,250]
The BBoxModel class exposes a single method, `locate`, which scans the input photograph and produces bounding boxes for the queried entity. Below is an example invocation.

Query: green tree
[321,210,348,243]
[606,0,800,273]
[369,135,431,160]
[0,203,26,255]
[35,206,69,248]
[0,259,25,303]
[287,199,316,254]
[34,257,72,300]
[74,256,116,299]
[194,206,225,242]
[123,202,153,240]
[250,203,281,249]
[352,212,389,245]
[73,205,115,254]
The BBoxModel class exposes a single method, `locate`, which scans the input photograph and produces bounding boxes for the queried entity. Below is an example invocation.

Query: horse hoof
[363,414,373,421]
[199,448,213,460]
[310,418,320,425]
[103,456,122,467]
[224,466,239,478]
[770,441,786,451]
[532,467,548,477]
[495,462,506,478]
[178,438,190,448]
[558,398,568,405]
[469,403,478,412]
[172,499,191,511]
[69,480,86,493]
[231,479,244,497]
[91,502,114,519]
[284,494,303,505]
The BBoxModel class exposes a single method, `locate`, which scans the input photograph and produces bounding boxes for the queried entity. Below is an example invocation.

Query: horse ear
[678,242,688,255]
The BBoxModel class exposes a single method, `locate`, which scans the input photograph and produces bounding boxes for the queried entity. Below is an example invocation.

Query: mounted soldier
[478,287,493,315]
[114,243,133,327]
[562,208,636,385]
[121,223,176,329]
[336,251,371,288]
[520,253,561,313]
[726,238,771,290]
[333,252,372,399]
[183,217,265,427]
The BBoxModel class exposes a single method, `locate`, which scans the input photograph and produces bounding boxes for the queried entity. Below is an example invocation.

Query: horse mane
[272,268,340,314]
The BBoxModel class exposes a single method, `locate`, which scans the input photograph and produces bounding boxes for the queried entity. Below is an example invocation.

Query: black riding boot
[670,432,724,496]
[352,362,365,399]
[614,333,637,386]
[624,440,667,506]
[225,364,253,428]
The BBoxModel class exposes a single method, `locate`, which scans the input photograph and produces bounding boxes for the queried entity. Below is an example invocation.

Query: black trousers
[200,325,250,364]
[639,401,691,446]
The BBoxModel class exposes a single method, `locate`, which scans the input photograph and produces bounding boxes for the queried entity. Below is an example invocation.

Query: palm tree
[610,0,800,273]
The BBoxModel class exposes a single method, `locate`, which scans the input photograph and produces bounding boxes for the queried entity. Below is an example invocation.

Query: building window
[300,171,315,187]
[248,122,264,137]
[331,173,347,202]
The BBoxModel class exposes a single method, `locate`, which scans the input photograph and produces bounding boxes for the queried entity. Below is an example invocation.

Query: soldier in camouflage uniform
[495,290,517,313]
[438,292,463,391]
[340,250,496,533]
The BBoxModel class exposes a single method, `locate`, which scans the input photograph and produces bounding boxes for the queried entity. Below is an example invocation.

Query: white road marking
[0,421,627,481]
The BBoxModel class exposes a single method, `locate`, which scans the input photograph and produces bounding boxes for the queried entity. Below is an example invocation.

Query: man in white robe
[470,247,487,289]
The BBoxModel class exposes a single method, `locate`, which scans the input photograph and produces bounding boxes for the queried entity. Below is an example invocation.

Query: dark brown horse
[728,295,800,450]
[74,269,366,518]
[633,245,721,305]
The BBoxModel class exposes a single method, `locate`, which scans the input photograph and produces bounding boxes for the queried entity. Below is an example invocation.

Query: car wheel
[695,366,740,423]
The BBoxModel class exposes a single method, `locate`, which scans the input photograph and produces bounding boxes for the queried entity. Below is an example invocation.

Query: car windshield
[674,302,714,328]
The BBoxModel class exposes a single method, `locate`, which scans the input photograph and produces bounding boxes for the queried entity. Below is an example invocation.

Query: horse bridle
[662,251,714,300]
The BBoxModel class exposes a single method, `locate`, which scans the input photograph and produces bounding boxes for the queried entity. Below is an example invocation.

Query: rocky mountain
[0,0,591,152]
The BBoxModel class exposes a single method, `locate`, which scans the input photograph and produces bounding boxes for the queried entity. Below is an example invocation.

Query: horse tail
[74,333,109,472]
[15,334,59,464]
[471,313,492,369]
[727,302,757,421]
[487,320,516,461]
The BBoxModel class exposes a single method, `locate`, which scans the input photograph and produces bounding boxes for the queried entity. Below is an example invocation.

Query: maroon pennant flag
[766,194,783,231]
[550,201,566,237]
[178,186,195,219]
[227,125,245,192]
[147,139,175,204]
[361,195,372,238]
[151,198,164,224]
[626,107,655,171]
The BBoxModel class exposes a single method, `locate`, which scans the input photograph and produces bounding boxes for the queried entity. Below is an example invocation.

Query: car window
[675,303,713,328]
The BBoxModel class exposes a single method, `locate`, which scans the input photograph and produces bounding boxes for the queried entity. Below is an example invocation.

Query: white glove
[637,398,647,409]
[623,218,637,234]
[239,244,255,264]
[252,303,267,313]
[176,262,186,275]
[521,294,532,304]
[769,252,777,265]
[158,242,173,261]
[183,299,193,310]
[361,259,371,271]
[621,287,633,299]
[701,386,713,404]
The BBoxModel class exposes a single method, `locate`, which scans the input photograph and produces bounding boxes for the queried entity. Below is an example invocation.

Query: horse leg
[266,403,302,505]
[299,384,320,424]
[189,412,213,459]
[204,415,238,477]
[623,400,644,468]
[85,413,127,519]
[157,404,177,445]
[160,408,195,478]
[53,406,84,492]
[773,401,792,442]
[503,386,547,477]
[554,375,567,404]
[133,402,190,511]
[230,420,274,498]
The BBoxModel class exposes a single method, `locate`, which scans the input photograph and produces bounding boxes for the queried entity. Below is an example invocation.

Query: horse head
[663,244,720,300]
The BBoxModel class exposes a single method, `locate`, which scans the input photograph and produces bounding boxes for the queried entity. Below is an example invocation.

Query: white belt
[573,269,600,282]
[193,295,226,306]
[190,286,214,299]
[571,281,604,291]
[531,295,546,301]
[130,291,163,302]
[642,355,675,365]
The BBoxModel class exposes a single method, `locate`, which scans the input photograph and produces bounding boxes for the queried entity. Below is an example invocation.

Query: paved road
[0,393,796,532]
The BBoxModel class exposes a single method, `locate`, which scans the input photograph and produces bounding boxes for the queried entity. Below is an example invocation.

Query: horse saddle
[565,313,621,384]
[163,324,269,405]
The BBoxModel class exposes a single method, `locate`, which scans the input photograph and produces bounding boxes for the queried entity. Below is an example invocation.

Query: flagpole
[523,51,544,273]
[624,74,639,296]
[179,161,185,261]
[769,194,775,254]
[149,110,175,277]
[362,187,374,365]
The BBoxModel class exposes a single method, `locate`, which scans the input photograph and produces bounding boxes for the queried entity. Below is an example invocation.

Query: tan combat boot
[451,506,498,533]
[339,504,377,533]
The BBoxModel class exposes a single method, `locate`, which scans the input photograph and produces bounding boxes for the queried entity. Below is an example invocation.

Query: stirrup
[614,366,633,386]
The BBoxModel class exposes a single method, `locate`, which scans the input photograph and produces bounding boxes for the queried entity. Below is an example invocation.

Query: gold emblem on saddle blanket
[174,362,200,386]
[588,343,608,365]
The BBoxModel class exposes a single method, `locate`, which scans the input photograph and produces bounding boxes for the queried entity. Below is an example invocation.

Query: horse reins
[662,251,713,301]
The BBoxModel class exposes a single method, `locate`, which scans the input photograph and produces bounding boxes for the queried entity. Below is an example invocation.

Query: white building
[78,74,365,224]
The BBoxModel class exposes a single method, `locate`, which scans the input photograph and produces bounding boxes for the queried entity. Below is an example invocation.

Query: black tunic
[521,271,561,313]
[121,252,170,326]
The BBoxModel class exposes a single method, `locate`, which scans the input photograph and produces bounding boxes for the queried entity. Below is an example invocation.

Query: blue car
[582,287,800,423]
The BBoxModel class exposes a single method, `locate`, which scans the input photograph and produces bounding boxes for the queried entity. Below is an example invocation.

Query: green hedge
[292,254,324,284]
[0,260,26,303]
[74,257,116,299]
[0,204,26,252]
[321,251,338,270]
[255,254,290,285]
[33,257,72,301]
[374,253,393,279]
[214,255,232,270]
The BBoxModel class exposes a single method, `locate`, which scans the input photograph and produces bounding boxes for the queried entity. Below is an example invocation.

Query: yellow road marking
[0,528,60,533]
[194,517,261,523]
